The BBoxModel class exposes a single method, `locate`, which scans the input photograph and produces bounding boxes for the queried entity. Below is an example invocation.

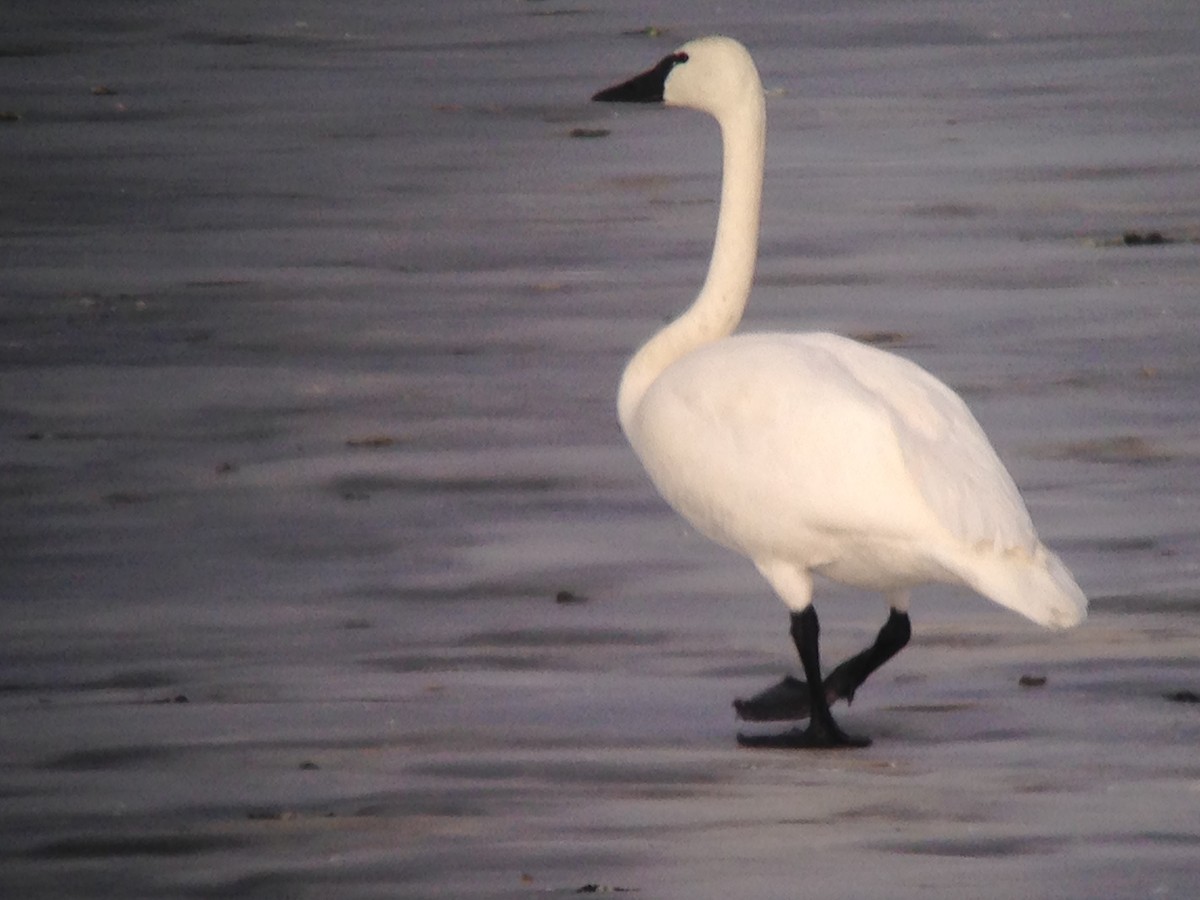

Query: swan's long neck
[618,84,767,432]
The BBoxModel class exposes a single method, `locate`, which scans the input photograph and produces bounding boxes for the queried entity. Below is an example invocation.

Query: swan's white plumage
[608,36,1086,632]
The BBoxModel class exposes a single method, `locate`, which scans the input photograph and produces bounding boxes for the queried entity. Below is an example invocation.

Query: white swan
[593,36,1086,748]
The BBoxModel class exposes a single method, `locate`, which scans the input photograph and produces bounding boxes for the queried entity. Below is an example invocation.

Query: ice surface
[2,1,1199,898]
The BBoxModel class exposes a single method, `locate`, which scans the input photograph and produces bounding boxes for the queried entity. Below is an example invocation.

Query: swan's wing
[811,334,1086,628]
[816,334,1038,554]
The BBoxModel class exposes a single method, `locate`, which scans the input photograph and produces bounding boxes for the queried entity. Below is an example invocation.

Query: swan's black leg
[825,608,911,704]
[734,608,911,723]
[737,607,871,749]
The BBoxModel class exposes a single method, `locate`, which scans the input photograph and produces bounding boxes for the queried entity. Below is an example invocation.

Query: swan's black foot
[733,675,811,721]
[736,722,871,750]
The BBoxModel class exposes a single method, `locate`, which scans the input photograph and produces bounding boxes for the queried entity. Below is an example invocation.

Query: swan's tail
[959,544,1087,630]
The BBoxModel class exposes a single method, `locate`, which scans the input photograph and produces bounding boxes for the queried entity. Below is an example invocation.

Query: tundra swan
[592,36,1086,748]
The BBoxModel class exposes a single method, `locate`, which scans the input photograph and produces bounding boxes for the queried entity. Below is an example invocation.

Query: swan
[592,36,1086,748]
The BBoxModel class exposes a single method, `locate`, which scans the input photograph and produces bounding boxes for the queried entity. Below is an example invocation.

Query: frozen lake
[2,1,1199,897]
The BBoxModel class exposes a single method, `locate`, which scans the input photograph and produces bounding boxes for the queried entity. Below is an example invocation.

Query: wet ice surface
[2,1,1200,897]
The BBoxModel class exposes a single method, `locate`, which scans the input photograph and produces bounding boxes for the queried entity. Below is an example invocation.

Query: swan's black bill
[592,52,688,103]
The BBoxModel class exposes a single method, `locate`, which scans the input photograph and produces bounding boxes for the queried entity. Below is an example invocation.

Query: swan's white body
[610,37,1086,631]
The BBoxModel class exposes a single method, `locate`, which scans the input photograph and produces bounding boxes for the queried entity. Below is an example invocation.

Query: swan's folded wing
[816,335,1039,556]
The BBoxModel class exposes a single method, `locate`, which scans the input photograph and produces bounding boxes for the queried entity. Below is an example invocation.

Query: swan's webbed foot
[732,671,860,722]
[737,721,871,750]
[733,675,811,721]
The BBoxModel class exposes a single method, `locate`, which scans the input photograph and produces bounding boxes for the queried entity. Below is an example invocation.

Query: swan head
[592,36,761,119]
